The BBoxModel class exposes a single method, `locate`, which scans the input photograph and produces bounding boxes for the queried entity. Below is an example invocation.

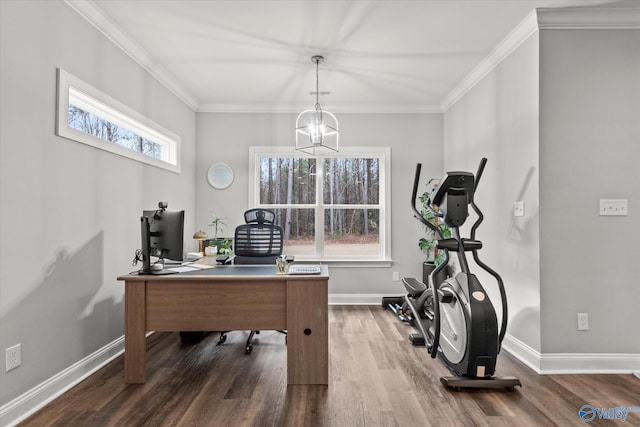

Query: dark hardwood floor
[19,306,640,426]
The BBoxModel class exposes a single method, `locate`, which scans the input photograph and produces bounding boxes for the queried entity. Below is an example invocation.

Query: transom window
[56,69,180,173]
[249,147,391,261]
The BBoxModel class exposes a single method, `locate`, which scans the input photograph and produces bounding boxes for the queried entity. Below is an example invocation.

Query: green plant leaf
[416,183,451,263]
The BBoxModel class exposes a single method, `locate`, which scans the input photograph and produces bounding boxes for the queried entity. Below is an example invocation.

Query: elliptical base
[440,375,522,391]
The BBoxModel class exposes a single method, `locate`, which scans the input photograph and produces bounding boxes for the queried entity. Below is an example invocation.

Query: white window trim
[249,146,392,266]
[55,68,181,173]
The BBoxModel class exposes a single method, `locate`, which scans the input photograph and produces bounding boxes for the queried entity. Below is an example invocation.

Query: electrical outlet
[577,313,589,331]
[513,201,525,217]
[392,271,400,282]
[6,344,21,372]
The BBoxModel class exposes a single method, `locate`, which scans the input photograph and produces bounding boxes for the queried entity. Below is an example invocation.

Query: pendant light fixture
[295,55,339,155]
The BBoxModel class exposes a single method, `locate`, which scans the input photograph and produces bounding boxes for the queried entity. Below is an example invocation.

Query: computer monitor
[139,202,184,274]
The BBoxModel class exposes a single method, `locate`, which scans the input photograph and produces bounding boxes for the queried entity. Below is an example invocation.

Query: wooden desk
[117,265,328,385]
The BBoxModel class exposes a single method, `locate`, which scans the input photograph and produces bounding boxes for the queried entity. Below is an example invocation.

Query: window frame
[55,68,181,173]
[249,146,392,265]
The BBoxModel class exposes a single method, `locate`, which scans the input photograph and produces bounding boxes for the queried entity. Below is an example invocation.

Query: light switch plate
[599,199,628,216]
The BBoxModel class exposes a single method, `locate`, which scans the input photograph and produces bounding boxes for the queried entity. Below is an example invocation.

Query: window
[56,69,180,173]
[249,147,391,263]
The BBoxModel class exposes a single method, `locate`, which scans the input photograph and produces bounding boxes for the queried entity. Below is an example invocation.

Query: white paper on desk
[168,266,200,273]
[182,262,215,270]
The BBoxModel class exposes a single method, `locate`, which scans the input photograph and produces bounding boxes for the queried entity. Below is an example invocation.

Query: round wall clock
[207,163,234,189]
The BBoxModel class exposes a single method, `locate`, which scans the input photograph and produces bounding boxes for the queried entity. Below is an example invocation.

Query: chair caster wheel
[245,344,253,354]
[219,333,227,343]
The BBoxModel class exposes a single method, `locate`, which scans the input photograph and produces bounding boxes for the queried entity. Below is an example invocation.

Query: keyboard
[287,264,322,275]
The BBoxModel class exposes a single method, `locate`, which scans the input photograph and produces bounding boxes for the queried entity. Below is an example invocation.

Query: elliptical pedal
[402,277,427,297]
[409,333,425,346]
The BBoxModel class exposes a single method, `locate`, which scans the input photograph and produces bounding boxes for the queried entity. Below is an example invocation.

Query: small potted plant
[206,213,233,256]
[418,180,451,285]
[215,238,233,255]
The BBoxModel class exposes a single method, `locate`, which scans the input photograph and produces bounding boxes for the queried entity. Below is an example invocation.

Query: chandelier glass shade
[295,55,339,155]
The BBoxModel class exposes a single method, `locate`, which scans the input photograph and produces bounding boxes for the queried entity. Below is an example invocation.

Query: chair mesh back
[244,208,275,225]
[234,224,284,257]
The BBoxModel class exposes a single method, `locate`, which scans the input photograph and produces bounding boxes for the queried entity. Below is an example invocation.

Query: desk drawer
[145,281,286,331]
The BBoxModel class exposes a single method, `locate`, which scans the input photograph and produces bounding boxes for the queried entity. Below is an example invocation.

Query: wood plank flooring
[19,305,640,426]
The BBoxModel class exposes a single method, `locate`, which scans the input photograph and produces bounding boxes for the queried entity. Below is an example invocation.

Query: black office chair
[219,208,287,353]
[234,208,283,264]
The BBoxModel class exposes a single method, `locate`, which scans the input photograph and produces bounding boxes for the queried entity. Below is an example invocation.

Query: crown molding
[64,0,199,111]
[197,103,443,114]
[537,6,640,29]
[440,9,539,112]
[441,5,640,112]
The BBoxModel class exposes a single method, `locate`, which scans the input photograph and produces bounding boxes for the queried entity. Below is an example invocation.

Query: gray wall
[539,29,640,354]
[195,113,443,295]
[0,1,196,405]
[444,34,541,352]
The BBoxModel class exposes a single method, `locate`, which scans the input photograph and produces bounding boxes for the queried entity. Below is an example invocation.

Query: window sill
[292,258,393,268]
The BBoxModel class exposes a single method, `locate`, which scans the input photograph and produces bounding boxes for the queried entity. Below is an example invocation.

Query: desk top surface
[117,264,329,282]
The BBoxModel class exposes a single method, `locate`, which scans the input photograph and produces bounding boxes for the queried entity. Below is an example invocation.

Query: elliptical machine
[402,158,521,390]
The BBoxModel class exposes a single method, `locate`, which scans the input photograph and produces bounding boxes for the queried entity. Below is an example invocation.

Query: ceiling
[69,0,624,113]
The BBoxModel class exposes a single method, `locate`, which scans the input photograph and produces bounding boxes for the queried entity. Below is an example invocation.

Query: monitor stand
[138,268,178,276]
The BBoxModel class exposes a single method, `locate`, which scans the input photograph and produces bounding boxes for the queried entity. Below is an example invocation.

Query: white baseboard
[0,336,125,427]
[501,333,640,375]
[501,333,542,374]
[634,371,640,380]
[539,353,640,375]
[329,293,399,305]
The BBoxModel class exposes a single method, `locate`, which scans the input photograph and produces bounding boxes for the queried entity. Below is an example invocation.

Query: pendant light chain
[315,57,321,110]
[295,54,339,154]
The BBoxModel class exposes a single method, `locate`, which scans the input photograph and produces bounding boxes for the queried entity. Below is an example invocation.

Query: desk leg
[124,280,146,384]
[286,279,328,385]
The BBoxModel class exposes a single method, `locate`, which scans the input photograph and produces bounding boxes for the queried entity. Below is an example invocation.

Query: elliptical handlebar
[470,158,487,240]
[467,158,509,351]
[410,163,424,219]
[412,164,444,237]
[412,163,448,359]
[473,158,487,192]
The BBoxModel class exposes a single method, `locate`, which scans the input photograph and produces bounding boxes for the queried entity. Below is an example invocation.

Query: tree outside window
[68,105,163,159]
[253,149,388,260]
